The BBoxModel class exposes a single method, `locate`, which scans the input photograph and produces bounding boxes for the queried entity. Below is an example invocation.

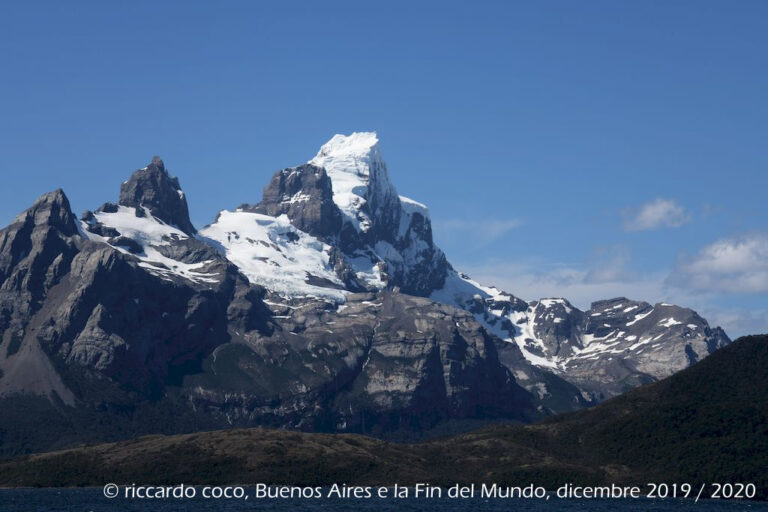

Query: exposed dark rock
[118,157,196,235]
[184,291,538,438]
[98,202,119,214]
[247,164,342,239]
[0,183,273,454]
[109,236,142,254]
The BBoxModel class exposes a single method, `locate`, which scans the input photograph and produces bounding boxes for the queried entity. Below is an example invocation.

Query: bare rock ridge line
[0,132,729,454]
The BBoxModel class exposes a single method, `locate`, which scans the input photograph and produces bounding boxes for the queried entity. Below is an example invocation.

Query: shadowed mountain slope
[2,335,764,497]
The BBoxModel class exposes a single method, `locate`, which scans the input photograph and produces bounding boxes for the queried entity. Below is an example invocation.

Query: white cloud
[697,308,768,339]
[435,218,522,245]
[623,198,690,231]
[455,256,671,311]
[667,234,768,294]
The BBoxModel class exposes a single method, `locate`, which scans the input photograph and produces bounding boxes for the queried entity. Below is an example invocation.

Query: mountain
[204,132,449,299]
[201,132,728,402]
[0,132,729,454]
[482,295,729,399]
[3,334,765,497]
[0,153,534,455]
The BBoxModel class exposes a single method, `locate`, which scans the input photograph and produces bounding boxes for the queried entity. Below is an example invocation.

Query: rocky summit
[0,133,729,455]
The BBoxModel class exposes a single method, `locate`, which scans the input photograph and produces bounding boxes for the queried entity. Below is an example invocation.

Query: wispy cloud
[455,246,671,310]
[458,260,671,310]
[697,308,768,338]
[622,198,690,231]
[436,218,522,245]
[667,233,768,294]
[582,246,635,284]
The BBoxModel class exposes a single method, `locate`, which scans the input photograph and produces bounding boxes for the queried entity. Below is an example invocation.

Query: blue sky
[1,1,766,336]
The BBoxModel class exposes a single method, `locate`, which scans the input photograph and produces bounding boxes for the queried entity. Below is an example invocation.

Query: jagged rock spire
[118,157,196,235]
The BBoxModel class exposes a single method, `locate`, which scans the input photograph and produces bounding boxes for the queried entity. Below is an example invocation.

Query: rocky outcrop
[561,298,730,398]
[0,189,79,311]
[118,157,197,235]
[247,164,342,239]
[0,183,273,404]
[0,190,83,405]
[185,291,537,437]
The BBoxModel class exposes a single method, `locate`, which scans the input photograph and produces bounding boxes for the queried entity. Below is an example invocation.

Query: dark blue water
[1,489,767,512]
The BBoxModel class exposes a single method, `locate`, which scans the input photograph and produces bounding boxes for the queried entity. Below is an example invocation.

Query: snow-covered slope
[80,205,220,285]
[77,158,228,287]
[200,210,347,301]
[204,132,448,299]
[309,132,398,236]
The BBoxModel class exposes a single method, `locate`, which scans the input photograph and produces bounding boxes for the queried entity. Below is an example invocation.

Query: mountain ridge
[196,132,728,402]
[0,132,730,454]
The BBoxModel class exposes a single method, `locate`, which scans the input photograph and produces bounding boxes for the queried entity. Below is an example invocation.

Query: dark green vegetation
[0,335,765,498]
[0,392,223,457]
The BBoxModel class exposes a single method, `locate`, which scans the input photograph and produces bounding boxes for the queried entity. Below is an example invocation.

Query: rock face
[186,292,535,437]
[438,281,729,401]
[118,157,197,235]
[562,298,730,397]
[0,190,82,405]
[248,164,342,238]
[0,136,731,455]
[0,171,273,406]
[8,335,765,493]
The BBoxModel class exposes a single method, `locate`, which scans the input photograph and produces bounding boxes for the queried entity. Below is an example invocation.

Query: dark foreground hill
[0,335,765,497]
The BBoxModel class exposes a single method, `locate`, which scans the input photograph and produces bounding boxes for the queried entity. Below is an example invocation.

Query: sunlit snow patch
[309,131,396,234]
[200,210,347,301]
[81,206,219,284]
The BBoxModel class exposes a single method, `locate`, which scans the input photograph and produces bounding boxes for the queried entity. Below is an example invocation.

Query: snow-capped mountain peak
[200,133,449,300]
[309,132,398,236]
[310,132,383,176]
[199,135,728,402]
